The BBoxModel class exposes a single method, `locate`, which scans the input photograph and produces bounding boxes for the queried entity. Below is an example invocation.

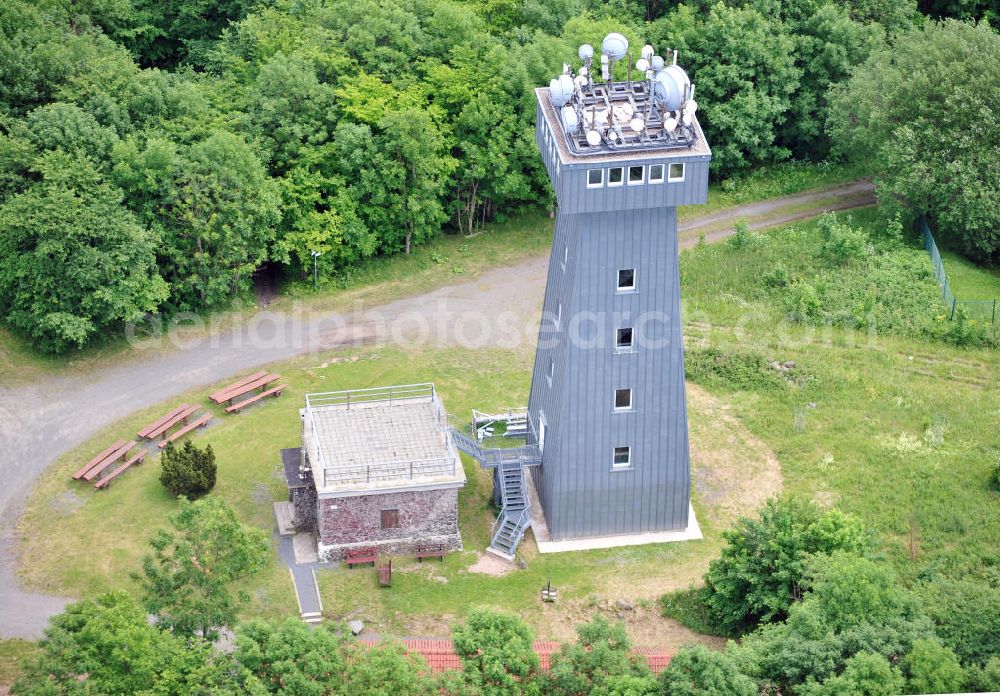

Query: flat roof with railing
[302,383,465,495]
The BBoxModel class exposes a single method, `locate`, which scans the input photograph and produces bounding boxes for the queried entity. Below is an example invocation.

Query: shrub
[728,221,764,251]
[159,440,217,499]
[684,349,788,391]
[966,657,1000,693]
[819,213,868,266]
[659,645,756,696]
[763,262,790,288]
[702,497,869,634]
[784,280,823,322]
[902,639,965,695]
[919,575,1000,666]
[990,459,1000,492]
[798,652,904,696]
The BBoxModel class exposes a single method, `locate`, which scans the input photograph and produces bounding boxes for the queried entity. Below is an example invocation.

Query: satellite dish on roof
[651,64,690,112]
[601,33,629,61]
[687,99,698,115]
[549,74,575,107]
[650,56,665,71]
[641,44,654,61]
[579,44,594,63]
[561,105,579,132]
[635,58,649,72]
[664,116,678,133]
[629,116,645,133]
[586,129,602,146]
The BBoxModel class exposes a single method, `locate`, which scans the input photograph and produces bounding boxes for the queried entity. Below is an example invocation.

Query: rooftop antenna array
[548,32,699,155]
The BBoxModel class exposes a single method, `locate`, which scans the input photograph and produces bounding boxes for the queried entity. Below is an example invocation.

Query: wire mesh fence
[919,216,998,324]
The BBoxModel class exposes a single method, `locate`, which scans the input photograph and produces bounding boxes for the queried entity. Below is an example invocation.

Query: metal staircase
[450,425,540,558]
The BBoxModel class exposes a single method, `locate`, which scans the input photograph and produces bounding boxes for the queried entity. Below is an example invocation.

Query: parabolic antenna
[585,129,602,146]
[561,105,579,132]
[650,56,665,71]
[548,74,575,108]
[641,44,654,61]
[635,58,649,72]
[578,44,594,63]
[687,99,698,115]
[601,32,629,61]
[664,117,678,133]
[629,116,644,133]
[651,64,690,112]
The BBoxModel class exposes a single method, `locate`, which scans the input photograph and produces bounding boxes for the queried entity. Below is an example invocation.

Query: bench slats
[211,373,278,404]
[82,441,136,482]
[225,383,288,414]
[156,414,211,449]
[72,440,127,480]
[209,371,269,402]
[137,405,187,439]
[345,547,377,567]
[94,450,148,490]
[145,405,199,440]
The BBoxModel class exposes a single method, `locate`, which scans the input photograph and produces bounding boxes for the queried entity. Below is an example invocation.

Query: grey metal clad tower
[527,35,711,542]
[451,34,710,557]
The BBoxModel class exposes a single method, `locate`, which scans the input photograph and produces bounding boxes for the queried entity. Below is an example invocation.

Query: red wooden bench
[225,383,288,414]
[209,371,269,403]
[145,405,199,441]
[76,441,137,482]
[378,559,392,587]
[211,373,279,406]
[345,547,377,568]
[415,543,446,562]
[137,405,187,439]
[156,414,211,449]
[72,440,127,480]
[94,450,148,490]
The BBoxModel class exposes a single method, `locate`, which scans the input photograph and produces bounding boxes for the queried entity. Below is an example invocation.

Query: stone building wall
[291,484,318,533]
[317,487,462,561]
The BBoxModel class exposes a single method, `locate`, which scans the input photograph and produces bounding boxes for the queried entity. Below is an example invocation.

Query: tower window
[648,164,664,183]
[587,169,603,188]
[381,509,400,529]
[668,163,686,182]
[617,268,636,292]
[613,446,631,468]
[614,388,633,411]
[608,167,624,187]
[628,166,644,184]
[616,327,633,349]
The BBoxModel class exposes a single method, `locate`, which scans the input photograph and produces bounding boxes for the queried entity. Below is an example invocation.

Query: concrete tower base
[525,470,702,553]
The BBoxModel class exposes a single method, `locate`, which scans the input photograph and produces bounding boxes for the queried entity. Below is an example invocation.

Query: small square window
[648,164,664,183]
[614,388,632,410]
[608,167,624,187]
[381,509,400,529]
[628,166,644,184]
[587,169,604,188]
[616,327,633,349]
[613,446,631,468]
[668,163,685,182]
[617,268,635,292]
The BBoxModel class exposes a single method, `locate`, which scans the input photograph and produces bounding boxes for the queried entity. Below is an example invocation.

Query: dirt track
[0,180,874,639]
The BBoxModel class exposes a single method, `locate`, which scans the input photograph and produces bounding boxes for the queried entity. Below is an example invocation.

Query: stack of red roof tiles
[359,638,671,674]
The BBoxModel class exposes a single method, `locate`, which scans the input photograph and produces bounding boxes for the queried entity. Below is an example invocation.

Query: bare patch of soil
[687,383,783,529]
[467,553,515,576]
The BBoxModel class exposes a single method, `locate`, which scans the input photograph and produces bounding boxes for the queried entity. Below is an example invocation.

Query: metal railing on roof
[323,456,456,488]
[305,383,437,412]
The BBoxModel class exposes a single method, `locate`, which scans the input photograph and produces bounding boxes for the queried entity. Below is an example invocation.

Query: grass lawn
[0,160,865,387]
[0,639,39,688]
[940,250,1000,301]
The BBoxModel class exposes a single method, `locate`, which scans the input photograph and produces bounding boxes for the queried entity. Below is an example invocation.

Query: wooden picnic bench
[210,373,278,406]
[94,450,148,490]
[209,371,269,403]
[225,383,288,414]
[415,543,445,562]
[73,440,137,482]
[378,559,392,587]
[345,547,377,568]
[156,414,211,449]
[137,405,188,439]
[144,405,199,441]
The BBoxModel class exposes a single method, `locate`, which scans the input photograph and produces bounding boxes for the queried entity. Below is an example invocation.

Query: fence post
[950,298,957,320]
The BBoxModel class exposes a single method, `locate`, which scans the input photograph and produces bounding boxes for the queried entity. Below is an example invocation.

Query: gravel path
[0,180,874,639]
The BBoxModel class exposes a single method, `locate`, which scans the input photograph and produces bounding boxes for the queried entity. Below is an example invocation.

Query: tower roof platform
[302,384,465,497]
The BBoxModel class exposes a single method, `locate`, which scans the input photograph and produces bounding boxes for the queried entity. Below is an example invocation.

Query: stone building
[285,383,465,562]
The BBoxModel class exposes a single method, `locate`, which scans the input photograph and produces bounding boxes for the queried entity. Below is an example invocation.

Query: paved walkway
[276,534,324,623]
[0,181,875,638]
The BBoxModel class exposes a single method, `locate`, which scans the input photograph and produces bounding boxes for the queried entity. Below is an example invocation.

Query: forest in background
[0,0,996,352]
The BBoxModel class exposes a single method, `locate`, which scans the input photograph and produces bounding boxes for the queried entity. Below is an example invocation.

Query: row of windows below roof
[587,163,685,188]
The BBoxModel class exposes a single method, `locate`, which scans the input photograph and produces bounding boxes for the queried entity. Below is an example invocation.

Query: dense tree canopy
[828,20,1000,261]
[0,0,995,353]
